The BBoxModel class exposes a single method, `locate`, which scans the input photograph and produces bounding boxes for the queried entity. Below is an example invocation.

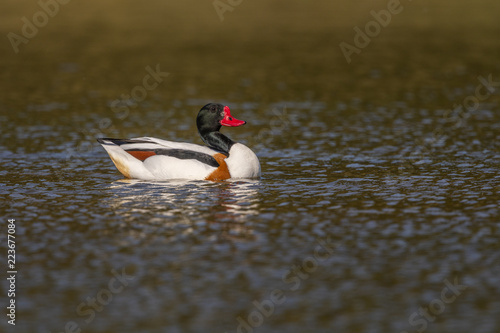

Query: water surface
[1,1,500,332]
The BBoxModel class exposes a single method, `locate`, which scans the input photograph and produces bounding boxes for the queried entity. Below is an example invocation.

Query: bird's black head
[196,103,246,154]
[196,103,246,134]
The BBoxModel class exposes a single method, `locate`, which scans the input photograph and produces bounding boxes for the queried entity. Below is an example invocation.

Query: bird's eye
[228,117,233,121]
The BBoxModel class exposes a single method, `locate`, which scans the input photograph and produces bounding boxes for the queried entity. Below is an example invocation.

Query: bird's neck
[200,131,235,156]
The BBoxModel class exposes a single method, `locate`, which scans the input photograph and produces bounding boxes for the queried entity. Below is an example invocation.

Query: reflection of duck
[98,103,261,181]
[106,179,260,240]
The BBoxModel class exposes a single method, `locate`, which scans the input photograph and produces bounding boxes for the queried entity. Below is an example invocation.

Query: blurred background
[1,0,500,332]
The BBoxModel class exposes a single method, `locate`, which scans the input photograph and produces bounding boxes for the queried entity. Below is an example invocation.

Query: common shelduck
[97,103,261,181]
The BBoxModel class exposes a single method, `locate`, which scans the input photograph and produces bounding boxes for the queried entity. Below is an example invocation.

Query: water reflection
[104,179,262,240]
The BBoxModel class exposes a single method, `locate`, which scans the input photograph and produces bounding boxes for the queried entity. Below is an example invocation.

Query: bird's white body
[99,137,260,181]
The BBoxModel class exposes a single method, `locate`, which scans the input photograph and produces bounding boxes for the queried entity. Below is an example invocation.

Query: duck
[97,103,261,181]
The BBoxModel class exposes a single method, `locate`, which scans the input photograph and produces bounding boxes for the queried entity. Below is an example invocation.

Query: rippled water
[1,1,500,332]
